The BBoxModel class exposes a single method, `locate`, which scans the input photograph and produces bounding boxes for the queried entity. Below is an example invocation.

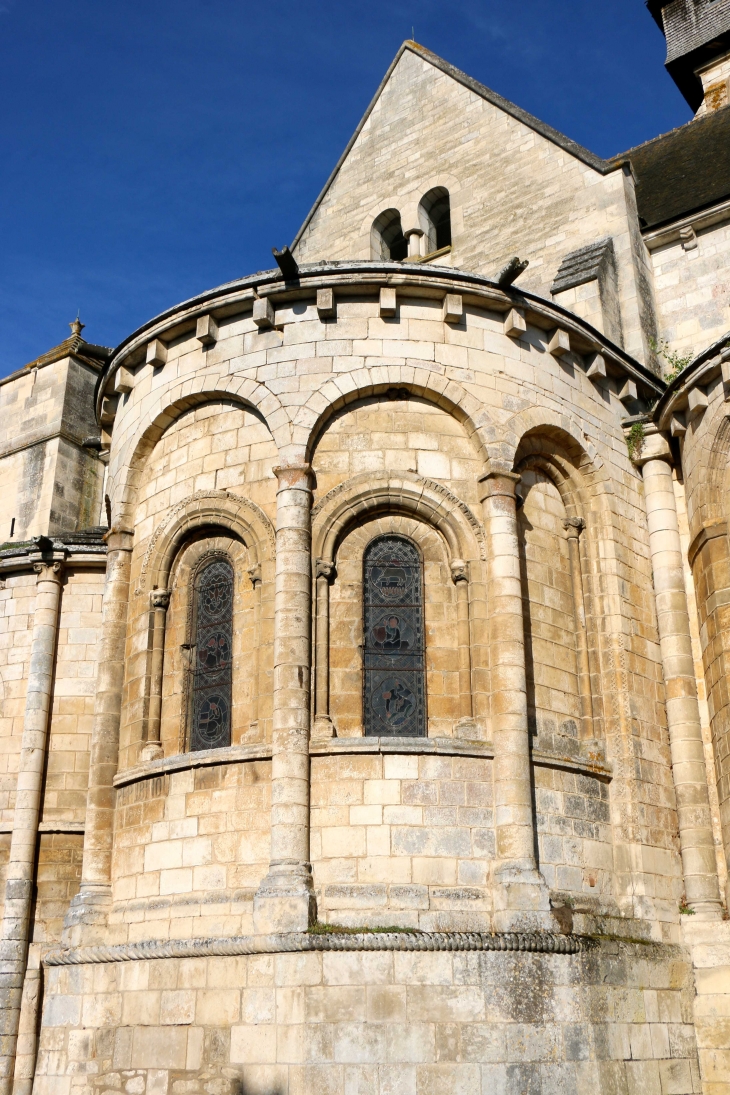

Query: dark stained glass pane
[363,537,426,737]
[190,558,233,751]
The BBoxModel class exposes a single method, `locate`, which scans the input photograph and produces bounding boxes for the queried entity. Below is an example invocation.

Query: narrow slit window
[363,536,426,737]
[190,557,233,751]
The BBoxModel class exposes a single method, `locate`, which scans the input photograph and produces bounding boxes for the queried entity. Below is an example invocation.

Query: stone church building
[1,1,730,1092]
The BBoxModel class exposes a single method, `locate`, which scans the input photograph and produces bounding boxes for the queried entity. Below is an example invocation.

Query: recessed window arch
[419,187,451,254]
[188,554,234,751]
[363,535,426,737]
[371,208,408,261]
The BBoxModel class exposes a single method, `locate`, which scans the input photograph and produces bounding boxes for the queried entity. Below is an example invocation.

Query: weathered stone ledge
[43,929,582,966]
[112,736,612,789]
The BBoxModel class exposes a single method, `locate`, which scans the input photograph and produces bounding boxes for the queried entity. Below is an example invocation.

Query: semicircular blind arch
[363,536,426,737]
[190,557,233,752]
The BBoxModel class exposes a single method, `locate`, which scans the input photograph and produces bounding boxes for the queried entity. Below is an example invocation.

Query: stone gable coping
[290,41,616,254]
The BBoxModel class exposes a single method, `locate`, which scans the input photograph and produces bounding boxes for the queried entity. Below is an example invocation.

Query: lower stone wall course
[32,937,702,1095]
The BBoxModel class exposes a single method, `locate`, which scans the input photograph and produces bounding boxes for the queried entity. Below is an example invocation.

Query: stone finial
[150,589,170,610]
[69,317,85,337]
[450,559,469,583]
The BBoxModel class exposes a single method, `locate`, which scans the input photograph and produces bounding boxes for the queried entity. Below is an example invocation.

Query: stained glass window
[363,536,426,737]
[190,558,233,752]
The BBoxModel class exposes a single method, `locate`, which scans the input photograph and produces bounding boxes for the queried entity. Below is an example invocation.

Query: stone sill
[113,736,612,789]
[0,820,85,833]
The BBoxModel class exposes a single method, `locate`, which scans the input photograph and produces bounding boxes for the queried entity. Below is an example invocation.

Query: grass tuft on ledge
[309,922,421,935]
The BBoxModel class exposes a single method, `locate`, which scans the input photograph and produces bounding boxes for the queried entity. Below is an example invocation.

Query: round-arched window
[363,536,426,737]
[189,557,233,751]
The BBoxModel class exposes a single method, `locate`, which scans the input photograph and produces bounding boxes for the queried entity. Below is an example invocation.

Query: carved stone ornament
[315,558,335,581]
[150,589,171,610]
[450,560,469,584]
[562,517,586,538]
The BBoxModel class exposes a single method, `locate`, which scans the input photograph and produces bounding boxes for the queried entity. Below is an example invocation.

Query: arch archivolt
[111,379,286,528]
[312,470,485,564]
[136,490,275,595]
[499,406,605,482]
[294,367,495,466]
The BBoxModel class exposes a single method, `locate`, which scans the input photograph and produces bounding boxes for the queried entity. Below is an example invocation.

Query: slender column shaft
[142,590,169,762]
[64,529,134,941]
[313,559,335,740]
[11,966,40,1095]
[563,518,594,738]
[480,472,537,874]
[0,555,64,1095]
[451,561,473,721]
[479,471,550,928]
[248,564,262,731]
[254,465,315,932]
[643,455,723,919]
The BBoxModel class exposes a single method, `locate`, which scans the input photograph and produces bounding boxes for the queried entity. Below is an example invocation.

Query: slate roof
[615,104,730,230]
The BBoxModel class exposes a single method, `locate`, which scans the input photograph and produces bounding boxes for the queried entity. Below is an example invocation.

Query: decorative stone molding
[44,930,582,966]
[450,559,469,583]
[312,470,486,561]
[136,489,275,593]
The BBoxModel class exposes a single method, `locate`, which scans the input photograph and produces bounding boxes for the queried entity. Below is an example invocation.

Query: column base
[61,883,112,946]
[311,716,335,740]
[253,862,316,934]
[492,864,556,932]
[140,742,164,762]
[454,717,477,739]
[686,900,725,922]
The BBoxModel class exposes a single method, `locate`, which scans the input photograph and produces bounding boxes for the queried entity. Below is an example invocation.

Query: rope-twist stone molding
[44,930,581,966]
[311,473,487,560]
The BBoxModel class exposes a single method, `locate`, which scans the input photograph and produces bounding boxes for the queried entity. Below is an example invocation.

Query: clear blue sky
[0,0,690,375]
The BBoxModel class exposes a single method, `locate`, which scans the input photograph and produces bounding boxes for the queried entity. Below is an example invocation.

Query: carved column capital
[273,463,313,492]
[478,469,521,503]
[150,588,170,610]
[562,517,585,540]
[247,563,262,588]
[315,558,335,582]
[32,559,64,583]
[450,559,469,584]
